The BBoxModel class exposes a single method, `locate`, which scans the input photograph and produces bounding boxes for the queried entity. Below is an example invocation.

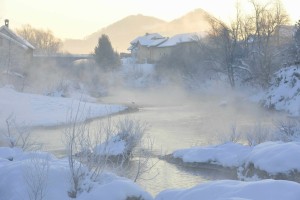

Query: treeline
[157,0,300,89]
[16,25,62,55]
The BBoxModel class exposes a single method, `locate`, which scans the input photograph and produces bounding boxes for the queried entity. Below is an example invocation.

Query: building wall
[0,36,33,73]
[136,44,150,63]
[135,41,198,64]
[149,46,172,63]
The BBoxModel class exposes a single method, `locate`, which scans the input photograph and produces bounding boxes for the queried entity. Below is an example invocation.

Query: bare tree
[202,0,290,88]
[218,124,242,144]
[205,23,233,87]
[23,153,50,200]
[16,24,62,55]
[246,123,273,146]
[2,114,38,151]
[274,118,300,141]
[246,0,290,87]
[63,103,89,198]
[63,102,156,197]
[131,136,159,183]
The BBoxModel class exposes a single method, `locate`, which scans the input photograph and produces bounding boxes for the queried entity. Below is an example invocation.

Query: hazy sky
[1,0,300,40]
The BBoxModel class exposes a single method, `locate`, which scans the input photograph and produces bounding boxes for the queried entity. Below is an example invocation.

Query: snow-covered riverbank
[0,147,153,200]
[260,65,300,117]
[0,86,126,128]
[170,141,300,180]
[1,78,300,199]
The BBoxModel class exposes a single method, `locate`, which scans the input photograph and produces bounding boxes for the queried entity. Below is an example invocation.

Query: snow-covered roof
[128,32,200,51]
[0,32,30,50]
[130,33,165,47]
[158,33,199,47]
[0,25,35,50]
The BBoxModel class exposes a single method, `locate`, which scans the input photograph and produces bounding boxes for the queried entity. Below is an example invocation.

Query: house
[274,25,296,45]
[0,19,35,73]
[128,32,200,63]
[128,33,167,63]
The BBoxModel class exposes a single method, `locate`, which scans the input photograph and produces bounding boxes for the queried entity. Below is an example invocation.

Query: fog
[14,56,285,144]
[23,61,287,195]
[0,51,292,197]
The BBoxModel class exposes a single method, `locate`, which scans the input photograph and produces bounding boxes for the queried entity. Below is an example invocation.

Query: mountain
[159,8,213,37]
[62,15,166,54]
[62,9,215,54]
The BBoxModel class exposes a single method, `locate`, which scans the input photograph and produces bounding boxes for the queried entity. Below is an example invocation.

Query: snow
[0,147,22,161]
[130,33,165,47]
[7,145,300,200]
[121,58,157,88]
[261,65,300,116]
[0,86,126,128]
[155,179,300,200]
[0,25,35,50]
[0,148,153,200]
[94,137,126,156]
[173,142,251,168]
[79,179,153,200]
[245,141,300,174]
[0,150,70,200]
[172,141,300,176]
[157,33,199,47]
[129,33,200,49]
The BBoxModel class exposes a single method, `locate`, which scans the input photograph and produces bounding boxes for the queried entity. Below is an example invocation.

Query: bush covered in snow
[94,118,147,158]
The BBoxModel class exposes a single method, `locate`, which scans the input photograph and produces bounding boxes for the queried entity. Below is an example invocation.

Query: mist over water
[11,54,286,196]
[30,83,286,195]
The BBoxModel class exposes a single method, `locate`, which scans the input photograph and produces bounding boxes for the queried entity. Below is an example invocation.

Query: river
[31,88,286,195]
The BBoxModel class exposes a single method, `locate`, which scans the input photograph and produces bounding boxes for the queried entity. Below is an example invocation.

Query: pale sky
[1,0,300,40]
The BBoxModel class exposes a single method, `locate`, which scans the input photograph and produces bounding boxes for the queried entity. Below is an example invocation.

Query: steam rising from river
[15,57,285,150]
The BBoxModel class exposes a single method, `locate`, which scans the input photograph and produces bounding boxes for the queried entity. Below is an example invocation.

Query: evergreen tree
[94,34,120,71]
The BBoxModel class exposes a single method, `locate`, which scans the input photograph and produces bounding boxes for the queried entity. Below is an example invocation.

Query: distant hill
[159,8,213,37]
[62,9,215,54]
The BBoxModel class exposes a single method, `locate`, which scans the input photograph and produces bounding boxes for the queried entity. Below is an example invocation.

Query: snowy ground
[121,57,157,88]
[0,85,126,128]
[1,61,300,199]
[260,65,300,117]
[172,141,300,179]
[158,141,300,199]
[2,144,300,200]
[155,179,300,200]
[0,147,153,200]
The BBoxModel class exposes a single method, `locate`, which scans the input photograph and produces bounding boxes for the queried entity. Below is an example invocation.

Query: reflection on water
[31,93,286,195]
[135,157,238,195]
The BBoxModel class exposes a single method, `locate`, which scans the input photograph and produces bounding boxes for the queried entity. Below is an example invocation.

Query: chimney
[5,19,9,28]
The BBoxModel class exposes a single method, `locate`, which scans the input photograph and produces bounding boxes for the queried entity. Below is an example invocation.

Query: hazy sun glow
[2,0,300,40]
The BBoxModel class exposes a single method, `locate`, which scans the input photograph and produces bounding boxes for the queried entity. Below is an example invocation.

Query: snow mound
[0,147,22,161]
[155,179,300,200]
[261,65,300,116]
[172,141,300,176]
[80,179,153,200]
[245,141,300,174]
[0,149,153,200]
[173,142,251,168]
[94,137,126,156]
